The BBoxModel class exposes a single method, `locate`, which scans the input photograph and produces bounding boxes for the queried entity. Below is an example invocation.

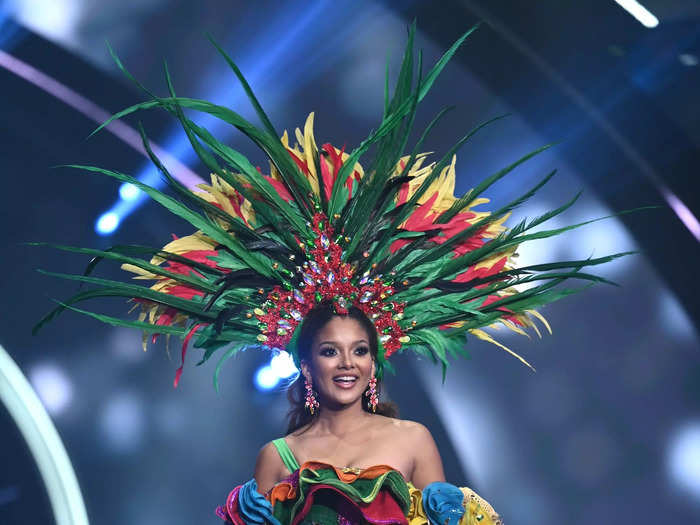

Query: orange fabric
[301,461,395,482]
[268,481,297,506]
[267,462,397,506]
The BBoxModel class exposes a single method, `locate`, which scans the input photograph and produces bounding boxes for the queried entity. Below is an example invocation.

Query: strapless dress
[216,438,502,525]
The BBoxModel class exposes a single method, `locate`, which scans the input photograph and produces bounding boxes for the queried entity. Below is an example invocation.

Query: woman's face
[303,316,374,410]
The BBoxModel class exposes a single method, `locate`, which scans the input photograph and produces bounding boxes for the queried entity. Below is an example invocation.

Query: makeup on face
[309,317,373,405]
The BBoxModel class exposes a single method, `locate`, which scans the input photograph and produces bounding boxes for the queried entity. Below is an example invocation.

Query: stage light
[254,365,280,391]
[7,0,82,41]
[90,0,380,234]
[270,351,298,379]
[118,182,140,201]
[95,211,120,235]
[679,54,698,67]
[667,421,700,501]
[614,1,659,28]
[659,291,697,342]
[99,392,145,453]
[28,363,73,416]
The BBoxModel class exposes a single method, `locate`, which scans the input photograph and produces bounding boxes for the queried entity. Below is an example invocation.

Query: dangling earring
[304,376,319,415]
[366,375,378,413]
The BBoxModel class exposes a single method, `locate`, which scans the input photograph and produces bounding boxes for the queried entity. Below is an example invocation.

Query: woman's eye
[320,347,337,357]
[354,346,369,356]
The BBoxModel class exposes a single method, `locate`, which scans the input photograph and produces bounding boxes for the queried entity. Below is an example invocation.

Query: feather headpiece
[34,24,631,388]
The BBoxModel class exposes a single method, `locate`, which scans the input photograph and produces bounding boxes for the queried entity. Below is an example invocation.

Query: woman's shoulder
[375,416,434,442]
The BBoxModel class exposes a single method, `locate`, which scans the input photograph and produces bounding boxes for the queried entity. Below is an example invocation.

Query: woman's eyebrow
[318,339,368,346]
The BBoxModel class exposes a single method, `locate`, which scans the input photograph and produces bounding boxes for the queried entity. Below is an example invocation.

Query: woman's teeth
[333,376,357,386]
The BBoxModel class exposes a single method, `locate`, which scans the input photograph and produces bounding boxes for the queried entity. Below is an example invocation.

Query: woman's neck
[311,399,370,437]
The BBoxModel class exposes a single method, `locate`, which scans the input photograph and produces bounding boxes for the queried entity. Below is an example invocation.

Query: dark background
[1,1,699,524]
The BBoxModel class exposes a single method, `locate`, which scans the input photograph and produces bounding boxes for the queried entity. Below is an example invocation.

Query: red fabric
[215,485,245,524]
[290,484,408,525]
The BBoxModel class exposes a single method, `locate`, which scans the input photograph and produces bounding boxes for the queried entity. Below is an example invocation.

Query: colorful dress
[216,438,502,525]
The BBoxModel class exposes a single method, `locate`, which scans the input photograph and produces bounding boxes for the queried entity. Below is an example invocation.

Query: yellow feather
[527,309,552,335]
[470,328,536,371]
[302,112,318,182]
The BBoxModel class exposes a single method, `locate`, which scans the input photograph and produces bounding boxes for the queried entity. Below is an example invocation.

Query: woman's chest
[292,438,414,480]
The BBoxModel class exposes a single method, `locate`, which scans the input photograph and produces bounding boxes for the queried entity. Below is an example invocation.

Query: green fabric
[304,503,339,524]
[272,466,410,524]
[272,438,300,473]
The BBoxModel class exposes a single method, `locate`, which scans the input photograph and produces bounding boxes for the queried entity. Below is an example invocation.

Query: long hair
[286,303,398,434]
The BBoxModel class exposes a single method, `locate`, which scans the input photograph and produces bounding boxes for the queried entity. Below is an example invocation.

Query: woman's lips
[332,375,358,389]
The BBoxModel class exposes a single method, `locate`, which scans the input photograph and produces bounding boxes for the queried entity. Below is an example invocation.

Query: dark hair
[286,302,398,434]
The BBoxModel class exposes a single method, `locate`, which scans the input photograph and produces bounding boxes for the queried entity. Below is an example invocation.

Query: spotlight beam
[0,49,203,189]
[613,0,659,28]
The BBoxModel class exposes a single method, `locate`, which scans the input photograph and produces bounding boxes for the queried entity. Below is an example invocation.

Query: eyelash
[319,346,369,357]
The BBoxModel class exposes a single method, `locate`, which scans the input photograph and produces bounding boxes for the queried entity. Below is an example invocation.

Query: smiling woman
[286,304,398,430]
[33,17,631,525]
[243,305,500,524]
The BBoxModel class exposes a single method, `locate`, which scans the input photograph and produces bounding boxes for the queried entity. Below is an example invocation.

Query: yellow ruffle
[406,483,503,525]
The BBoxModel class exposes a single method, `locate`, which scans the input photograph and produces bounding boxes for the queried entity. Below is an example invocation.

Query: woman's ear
[300,360,311,382]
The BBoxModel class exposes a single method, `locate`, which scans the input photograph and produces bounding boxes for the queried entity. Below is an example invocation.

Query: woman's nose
[339,350,354,368]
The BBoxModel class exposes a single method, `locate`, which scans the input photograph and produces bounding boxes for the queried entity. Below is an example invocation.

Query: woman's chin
[321,386,364,408]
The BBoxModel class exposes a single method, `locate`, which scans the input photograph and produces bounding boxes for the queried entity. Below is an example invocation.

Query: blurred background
[1,0,699,523]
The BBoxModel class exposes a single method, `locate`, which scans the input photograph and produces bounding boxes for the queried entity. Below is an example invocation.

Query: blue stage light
[95,211,120,235]
[270,351,298,379]
[118,182,140,201]
[667,421,700,501]
[254,365,280,391]
[92,0,374,236]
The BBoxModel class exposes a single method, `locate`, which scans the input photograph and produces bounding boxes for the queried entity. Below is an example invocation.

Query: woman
[256,305,444,493]
[217,303,502,524]
[36,21,623,525]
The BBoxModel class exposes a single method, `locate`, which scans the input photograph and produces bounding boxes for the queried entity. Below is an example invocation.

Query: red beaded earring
[304,376,319,415]
[366,375,378,413]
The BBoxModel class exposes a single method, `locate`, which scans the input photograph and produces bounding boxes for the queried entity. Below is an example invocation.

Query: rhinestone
[290,309,303,321]
[293,289,305,303]
[320,234,330,250]
[359,291,373,303]
[309,261,321,274]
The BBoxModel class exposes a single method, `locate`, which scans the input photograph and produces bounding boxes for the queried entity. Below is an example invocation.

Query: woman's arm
[409,423,446,489]
[253,442,286,495]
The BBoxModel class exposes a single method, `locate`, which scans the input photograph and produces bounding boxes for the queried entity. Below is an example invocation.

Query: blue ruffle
[237,479,281,525]
[422,481,465,525]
